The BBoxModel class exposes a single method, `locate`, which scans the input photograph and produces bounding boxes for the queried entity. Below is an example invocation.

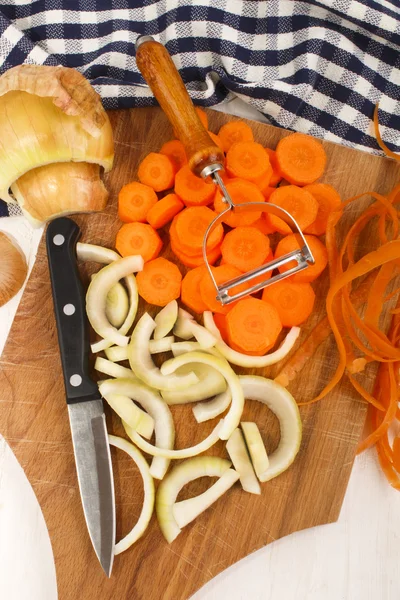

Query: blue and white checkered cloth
[1,0,400,217]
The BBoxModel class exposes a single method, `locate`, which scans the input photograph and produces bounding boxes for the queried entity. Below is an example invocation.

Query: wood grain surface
[1,107,399,600]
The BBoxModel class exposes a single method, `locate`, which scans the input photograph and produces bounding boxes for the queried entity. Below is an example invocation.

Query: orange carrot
[207,131,224,152]
[146,193,184,229]
[118,181,158,223]
[175,165,215,207]
[304,183,342,235]
[138,152,175,192]
[221,226,270,272]
[252,214,276,235]
[136,257,182,307]
[170,235,222,268]
[276,132,327,186]
[218,121,254,152]
[253,166,273,195]
[195,107,208,129]
[173,206,224,255]
[262,280,315,327]
[200,264,246,315]
[160,140,188,171]
[226,297,282,354]
[268,185,319,234]
[213,313,230,343]
[220,249,274,287]
[116,222,162,262]
[226,142,271,182]
[181,266,209,314]
[214,178,265,227]
[275,234,328,283]
[264,148,283,186]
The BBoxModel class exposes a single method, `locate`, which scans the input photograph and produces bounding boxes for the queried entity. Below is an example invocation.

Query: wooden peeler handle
[136,36,224,177]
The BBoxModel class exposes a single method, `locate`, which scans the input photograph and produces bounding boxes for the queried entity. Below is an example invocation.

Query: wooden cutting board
[1,107,399,600]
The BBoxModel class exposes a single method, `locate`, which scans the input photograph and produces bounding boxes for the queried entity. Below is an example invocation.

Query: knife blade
[46,217,115,577]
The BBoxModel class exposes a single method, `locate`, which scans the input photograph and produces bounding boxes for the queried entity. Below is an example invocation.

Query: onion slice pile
[174,308,217,348]
[161,363,227,405]
[156,456,232,543]
[109,435,154,554]
[203,311,301,368]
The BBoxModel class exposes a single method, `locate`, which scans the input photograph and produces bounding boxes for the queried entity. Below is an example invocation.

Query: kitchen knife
[46,217,115,577]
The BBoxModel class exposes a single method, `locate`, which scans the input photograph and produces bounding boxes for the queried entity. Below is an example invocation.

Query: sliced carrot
[218,121,254,152]
[175,165,215,207]
[136,257,182,307]
[195,107,208,130]
[264,148,283,186]
[138,152,175,192]
[213,313,230,343]
[170,238,222,268]
[304,183,342,235]
[160,140,188,171]
[276,132,327,186]
[173,206,224,255]
[221,226,270,272]
[268,185,319,234]
[275,234,328,283]
[118,181,158,223]
[146,193,184,229]
[253,166,273,195]
[214,178,265,227]
[226,297,282,354]
[252,214,276,235]
[181,266,209,314]
[115,222,162,262]
[207,131,224,152]
[200,264,246,315]
[226,142,271,182]
[262,281,315,327]
[220,249,274,287]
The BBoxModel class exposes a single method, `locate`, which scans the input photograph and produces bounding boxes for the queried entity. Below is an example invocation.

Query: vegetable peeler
[136,36,314,306]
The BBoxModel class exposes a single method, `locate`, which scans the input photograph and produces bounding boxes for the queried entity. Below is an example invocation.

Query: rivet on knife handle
[46,217,99,402]
[136,35,224,177]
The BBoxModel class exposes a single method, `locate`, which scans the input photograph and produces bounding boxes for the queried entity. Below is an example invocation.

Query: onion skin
[0,232,27,307]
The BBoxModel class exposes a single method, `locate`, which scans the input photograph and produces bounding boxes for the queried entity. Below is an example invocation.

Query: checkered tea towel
[1,0,400,217]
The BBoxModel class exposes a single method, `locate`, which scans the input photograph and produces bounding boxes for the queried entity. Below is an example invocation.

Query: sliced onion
[161,351,244,440]
[76,242,120,263]
[241,422,269,478]
[104,346,129,362]
[161,363,227,405]
[173,308,195,340]
[154,300,178,340]
[226,428,261,494]
[239,376,302,481]
[128,313,198,391]
[86,255,143,347]
[105,281,129,328]
[173,468,239,529]
[149,336,174,354]
[172,341,203,356]
[102,392,154,439]
[109,435,154,554]
[99,378,175,480]
[192,390,232,423]
[203,311,301,367]
[95,356,137,380]
[156,456,231,543]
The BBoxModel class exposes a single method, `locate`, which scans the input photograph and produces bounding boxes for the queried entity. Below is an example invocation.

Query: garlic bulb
[0,232,28,307]
[11,162,109,227]
[0,65,114,202]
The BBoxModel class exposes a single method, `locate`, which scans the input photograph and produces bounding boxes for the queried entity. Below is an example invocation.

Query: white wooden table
[1,100,399,600]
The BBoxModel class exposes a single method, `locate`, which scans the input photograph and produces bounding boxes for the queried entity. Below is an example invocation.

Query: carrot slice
[195,107,208,129]
[160,140,188,171]
[304,183,342,235]
[252,214,276,235]
[173,206,224,255]
[118,181,158,223]
[221,226,270,272]
[253,166,273,195]
[275,234,328,283]
[207,131,224,152]
[200,265,246,315]
[146,193,184,229]
[138,152,175,192]
[226,142,271,182]
[218,121,254,152]
[214,178,265,227]
[268,185,319,234]
[262,280,315,327]
[136,257,182,307]
[264,148,283,186]
[213,313,230,343]
[226,297,282,354]
[181,266,209,314]
[115,222,162,262]
[170,238,222,268]
[276,132,327,186]
[175,165,215,207]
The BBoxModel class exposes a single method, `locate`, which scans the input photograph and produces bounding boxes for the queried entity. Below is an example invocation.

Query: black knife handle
[46,218,99,403]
